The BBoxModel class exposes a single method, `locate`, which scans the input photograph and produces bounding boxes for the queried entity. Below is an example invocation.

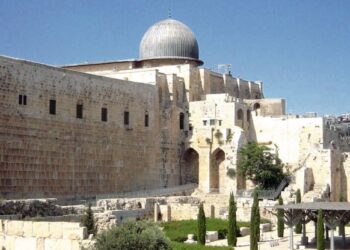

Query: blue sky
[0,0,349,115]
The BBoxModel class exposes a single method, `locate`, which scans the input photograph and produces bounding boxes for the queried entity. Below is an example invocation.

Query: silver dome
[139,19,202,64]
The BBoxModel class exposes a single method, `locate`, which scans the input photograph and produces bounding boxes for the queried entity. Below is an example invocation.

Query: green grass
[161,218,270,249]
[171,241,232,250]
[161,218,270,242]
[161,219,229,242]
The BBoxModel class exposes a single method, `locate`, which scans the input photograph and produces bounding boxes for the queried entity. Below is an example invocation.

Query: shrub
[238,142,287,189]
[94,220,171,250]
[197,203,206,245]
[82,203,96,236]
[277,196,284,237]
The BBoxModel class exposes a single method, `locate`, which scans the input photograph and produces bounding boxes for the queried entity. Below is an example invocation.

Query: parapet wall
[0,220,88,250]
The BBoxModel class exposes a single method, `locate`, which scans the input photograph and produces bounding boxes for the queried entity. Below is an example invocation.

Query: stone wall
[0,220,89,250]
[0,56,185,199]
[0,199,71,218]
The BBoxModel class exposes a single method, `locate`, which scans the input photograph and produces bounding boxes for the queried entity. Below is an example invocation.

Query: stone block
[63,224,86,240]
[206,231,218,242]
[49,222,63,239]
[14,237,36,250]
[23,221,33,237]
[184,234,196,244]
[37,238,45,250]
[0,219,6,233]
[260,223,271,232]
[33,222,50,238]
[70,239,81,250]
[4,235,16,250]
[45,239,65,250]
[240,227,250,236]
[7,220,24,236]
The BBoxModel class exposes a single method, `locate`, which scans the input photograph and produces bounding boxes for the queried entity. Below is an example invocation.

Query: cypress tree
[250,190,260,250]
[295,189,302,234]
[277,195,284,237]
[255,196,260,242]
[197,203,206,245]
[317,209,325,250]
[339,195,345,238]
[82,203,96,236]
[227,192,237,246]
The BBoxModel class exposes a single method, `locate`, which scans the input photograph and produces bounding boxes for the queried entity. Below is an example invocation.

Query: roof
[139,18,203,65]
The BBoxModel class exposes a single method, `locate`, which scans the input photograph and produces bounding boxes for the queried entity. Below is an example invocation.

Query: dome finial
[168,8,172,18]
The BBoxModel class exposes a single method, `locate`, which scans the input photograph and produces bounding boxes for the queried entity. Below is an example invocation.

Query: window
[101,107,107,122]
[49,99,56,115]
[76,104,83,119]
[179,112,184,130]
[124,111,129,125]
[218,120,222,126]
[210,119,215,125]
[19,95,27,105]
[144,113,149,127]
[203,120,207,126]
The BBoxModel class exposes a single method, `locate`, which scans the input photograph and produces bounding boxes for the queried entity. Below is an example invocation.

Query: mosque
[0,18,349,202]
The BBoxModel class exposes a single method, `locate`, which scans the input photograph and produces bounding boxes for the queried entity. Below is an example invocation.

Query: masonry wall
[0,56,181,199]
[0,220,88,250]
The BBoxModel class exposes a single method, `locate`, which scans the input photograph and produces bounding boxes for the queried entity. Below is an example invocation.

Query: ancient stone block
[33,222,50,238]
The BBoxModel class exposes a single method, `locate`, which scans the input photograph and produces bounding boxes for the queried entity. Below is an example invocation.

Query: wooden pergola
[274,202,350,250]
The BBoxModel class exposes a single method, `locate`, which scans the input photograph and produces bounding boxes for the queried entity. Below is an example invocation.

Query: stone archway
[210,148,225,193]
[181,148,199,184]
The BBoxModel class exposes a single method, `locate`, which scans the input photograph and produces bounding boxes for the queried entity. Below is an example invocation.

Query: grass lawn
[161,218,270,249]
[161,218,270,242]
[171,241,232,250]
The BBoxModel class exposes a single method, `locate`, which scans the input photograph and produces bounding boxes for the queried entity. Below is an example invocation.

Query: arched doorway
[210,148,225,193]
[181,148,199,184]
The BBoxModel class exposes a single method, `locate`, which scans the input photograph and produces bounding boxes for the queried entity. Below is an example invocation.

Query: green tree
[82,203,96,236]
[295,189,302,234]
[197,203,206,245]
[94,220,171,250]
[277,195,284,237]
[250,190,260,250]
[238,142,287,189]
[317,210,325,250]
[227,192,237,246]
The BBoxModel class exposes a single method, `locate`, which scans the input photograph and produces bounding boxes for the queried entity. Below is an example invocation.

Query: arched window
[253,103,260,110]
[179,112,185,130]
[253,103,261,116]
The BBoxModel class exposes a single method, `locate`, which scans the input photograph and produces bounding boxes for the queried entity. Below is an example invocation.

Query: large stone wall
[0,56,183,199]
[0,220,89,250]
